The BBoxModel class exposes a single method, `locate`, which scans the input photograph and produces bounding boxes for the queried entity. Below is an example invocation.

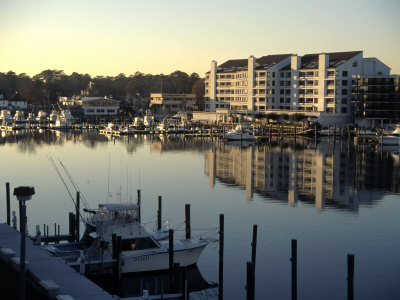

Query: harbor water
[1,129,400,299]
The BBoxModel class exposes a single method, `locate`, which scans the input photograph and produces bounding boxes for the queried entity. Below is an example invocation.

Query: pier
[0,223,114,300]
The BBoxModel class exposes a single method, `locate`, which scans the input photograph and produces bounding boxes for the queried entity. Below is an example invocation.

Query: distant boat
[224,124,256,141]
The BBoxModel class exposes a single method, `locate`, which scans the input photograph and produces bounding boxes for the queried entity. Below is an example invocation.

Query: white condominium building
[205,51,390,126]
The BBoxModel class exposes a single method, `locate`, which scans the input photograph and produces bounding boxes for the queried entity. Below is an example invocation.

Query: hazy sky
[1,0,399,77]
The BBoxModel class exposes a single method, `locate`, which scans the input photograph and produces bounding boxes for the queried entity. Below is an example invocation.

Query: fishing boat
[44,203,208,274]
[224,124,256,141]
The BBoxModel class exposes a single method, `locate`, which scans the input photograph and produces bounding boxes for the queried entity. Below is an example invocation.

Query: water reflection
[2,130,399,212]
[205,138,400,211]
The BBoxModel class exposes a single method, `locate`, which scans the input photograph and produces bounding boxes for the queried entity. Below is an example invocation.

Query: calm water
[1,130,400,299]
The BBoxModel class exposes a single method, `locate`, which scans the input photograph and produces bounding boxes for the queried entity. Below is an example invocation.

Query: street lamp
[14,186,35,300]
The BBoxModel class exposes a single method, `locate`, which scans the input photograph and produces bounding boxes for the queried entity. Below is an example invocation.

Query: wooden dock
[0,223,114,300]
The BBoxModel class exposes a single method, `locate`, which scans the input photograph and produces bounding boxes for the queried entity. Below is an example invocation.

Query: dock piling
[251,224,257,276]
[246,261,255,300]
[347,254,355,300]
[291,239,297,300]
[219,214,224,300]
[157,196,162,231]
[6,182,11,226]
[76,191,80,242]
[168,229,174,291]
[137,189,141,223]
[185,204,191,239]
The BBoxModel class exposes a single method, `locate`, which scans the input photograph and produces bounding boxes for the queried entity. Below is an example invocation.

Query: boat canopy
[99,203,138,212]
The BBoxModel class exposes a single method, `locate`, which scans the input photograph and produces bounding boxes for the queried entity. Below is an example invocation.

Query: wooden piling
[185,204,191,239]
[68,212,75,242]
[251,224,257,274]
[169,229,174,291]
[246,261,255,300]
[137,189,141,223]
[76,191,80,242]
[347,254,355,300]
[157,196,162,231]
[6,182,11,226]
[219,214,224,300]
[291,239,297,300]
[182,266,187,300]
[112,233,117,259]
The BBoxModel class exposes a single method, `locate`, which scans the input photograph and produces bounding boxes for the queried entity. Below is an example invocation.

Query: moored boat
[44,203,208,274]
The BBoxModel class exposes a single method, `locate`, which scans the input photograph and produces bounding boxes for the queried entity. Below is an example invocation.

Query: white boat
[45,203,208,274]
[224,125,256,141]
[13,111,27,123]
[318,127,341,136]
[49,110,59,123]
[0,110,13,125]
[36,110,47,122]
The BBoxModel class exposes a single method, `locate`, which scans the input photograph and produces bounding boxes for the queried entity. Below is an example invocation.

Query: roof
[10,92,27,102]
[99,203,138,211]
[300,51,362,69]
[218,54,292,71]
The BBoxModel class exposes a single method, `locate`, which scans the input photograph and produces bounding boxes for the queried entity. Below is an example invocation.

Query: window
[341,107,347,113]
[342,71,348,77]
[378,72,382,76]
[314,98,318,104]
[342,80,348,86]
[280,89,284,95]
[342,89,347,95]
[341,98,347,104]
[280,97,284,103]
[285,90,290,95]
[272,72,275,78]
[352,61,358,67]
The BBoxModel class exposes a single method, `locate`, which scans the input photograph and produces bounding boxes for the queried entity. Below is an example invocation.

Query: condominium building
[205,51,390,126]
[353,75,400,128]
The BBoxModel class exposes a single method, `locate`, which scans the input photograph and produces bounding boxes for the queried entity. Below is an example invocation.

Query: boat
[13,111,27,124]
[0,110,13,125]
[44,203,208,274]
[318,127,341,136]
[36,110,47,123]
[224,124,256,141]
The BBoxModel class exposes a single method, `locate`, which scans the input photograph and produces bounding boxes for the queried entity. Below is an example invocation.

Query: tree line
[0,70,205,107]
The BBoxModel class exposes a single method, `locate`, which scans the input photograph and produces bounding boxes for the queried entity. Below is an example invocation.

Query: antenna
[107,153,110,203]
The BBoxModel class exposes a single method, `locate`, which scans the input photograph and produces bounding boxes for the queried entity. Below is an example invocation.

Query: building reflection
[2,130,399,211]
[205,138,400,212]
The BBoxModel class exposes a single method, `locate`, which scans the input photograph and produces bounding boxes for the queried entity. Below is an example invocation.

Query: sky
[0,0,399,77]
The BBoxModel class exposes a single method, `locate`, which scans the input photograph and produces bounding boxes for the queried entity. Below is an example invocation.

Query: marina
[1,130,400,299]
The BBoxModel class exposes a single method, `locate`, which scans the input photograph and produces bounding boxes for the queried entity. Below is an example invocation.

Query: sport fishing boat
[44,203,208,274]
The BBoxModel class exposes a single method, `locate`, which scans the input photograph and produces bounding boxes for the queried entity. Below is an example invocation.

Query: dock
[0,223,114,300]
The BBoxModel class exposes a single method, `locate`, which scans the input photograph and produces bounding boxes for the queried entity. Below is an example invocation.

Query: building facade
[149,93,197,119]
[353,75,400,128]
[81,97,119,116]
[204,51,390,126]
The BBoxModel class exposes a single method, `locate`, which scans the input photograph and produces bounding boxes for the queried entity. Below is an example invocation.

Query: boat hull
[121,242,207,273]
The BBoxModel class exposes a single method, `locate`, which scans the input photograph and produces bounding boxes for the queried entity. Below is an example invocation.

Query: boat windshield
[91,204,138,224]
[121,237,160,251]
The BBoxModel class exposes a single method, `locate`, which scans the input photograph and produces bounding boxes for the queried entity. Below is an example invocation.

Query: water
[1,130,400,299]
